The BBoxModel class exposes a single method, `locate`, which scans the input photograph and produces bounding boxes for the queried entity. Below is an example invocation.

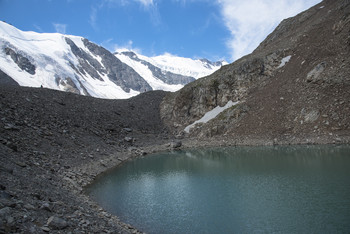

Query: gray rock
[40,202,51,211]
[0,207,11,217]
[4,47,36,75]
[306,62,326,83]
[171,140,182,149]
[4,123,20,130]
[0,69,19,86]
[15,161,26,168]
[47,216,68,230]
[41,226,50,232]
[303,109,320,123]
[105,139,116,145]
[160,54,276,134]
[0,191,11,200]
[123,128,133,132]
[0,219,4,230]
[6,142,18,152]
[6,216,14,226]
[99,160,107,167]
[82,38,152,92]
[24,204,35,210]
[124,137,133,143]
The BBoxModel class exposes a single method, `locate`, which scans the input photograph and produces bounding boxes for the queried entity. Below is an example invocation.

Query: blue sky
[0,0,321,62]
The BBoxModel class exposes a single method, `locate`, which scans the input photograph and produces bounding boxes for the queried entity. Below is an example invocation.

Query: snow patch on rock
[184,100,239,133]
[278,55,292,68]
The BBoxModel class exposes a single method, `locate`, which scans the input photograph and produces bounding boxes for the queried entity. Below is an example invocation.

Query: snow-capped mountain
[141,53,227,79]
[115,50,228,86]
[0,21,226,99]
[114,51,194,92]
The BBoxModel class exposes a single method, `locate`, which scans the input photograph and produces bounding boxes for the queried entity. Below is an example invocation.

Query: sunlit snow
[0,21,226,99]
[117,49,226,80]
[115,52,184,92]
[0,21,138,99]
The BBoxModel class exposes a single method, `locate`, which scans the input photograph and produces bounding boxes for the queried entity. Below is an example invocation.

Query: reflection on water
[86,145,350,233]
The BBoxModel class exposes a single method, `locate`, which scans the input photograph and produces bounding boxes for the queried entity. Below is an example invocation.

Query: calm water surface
[86,145,350,233]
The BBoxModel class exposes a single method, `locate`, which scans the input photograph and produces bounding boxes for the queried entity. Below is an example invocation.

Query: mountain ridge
[0,21,225,98]
[160,0,350,143]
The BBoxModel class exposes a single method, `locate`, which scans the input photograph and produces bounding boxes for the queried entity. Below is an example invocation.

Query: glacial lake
[86,145,350,233]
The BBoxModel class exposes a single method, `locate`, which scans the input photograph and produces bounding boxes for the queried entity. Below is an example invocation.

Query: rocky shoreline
[0,87,350,233]
[65,134,350,232]
[38,136,350,234]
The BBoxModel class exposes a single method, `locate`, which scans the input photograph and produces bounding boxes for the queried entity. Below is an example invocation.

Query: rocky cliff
[160,0,350,144]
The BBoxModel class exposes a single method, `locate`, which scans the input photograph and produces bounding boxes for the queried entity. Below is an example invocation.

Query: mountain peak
[0,22,225,99]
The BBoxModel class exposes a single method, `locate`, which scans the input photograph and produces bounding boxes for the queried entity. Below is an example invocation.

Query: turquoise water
[86,145,350,233]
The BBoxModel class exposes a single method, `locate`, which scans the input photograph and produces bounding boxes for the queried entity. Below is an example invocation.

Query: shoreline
[1,130,349,233]
[1,86,349,233]
[66,135,350,233]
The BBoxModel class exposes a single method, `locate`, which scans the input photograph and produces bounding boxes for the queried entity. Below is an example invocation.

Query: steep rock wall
[160,0,350,142]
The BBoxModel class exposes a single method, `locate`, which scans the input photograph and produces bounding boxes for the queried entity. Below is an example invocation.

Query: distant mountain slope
[160,0,350,144]
[0,21,148,99]
[0,21,225,99]
[132,52,227,79]
[114,51,194,92]
[114,50,226,92]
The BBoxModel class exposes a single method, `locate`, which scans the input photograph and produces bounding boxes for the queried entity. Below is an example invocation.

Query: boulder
[47,216,68,230]
[171,140,182,149]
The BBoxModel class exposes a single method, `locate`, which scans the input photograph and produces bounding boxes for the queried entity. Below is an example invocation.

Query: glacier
[0,21,227,99]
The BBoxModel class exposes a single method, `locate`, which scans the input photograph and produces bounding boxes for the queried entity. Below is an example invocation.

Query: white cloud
[33,24,43,33]
[217,0,321,62]
[53,23,67,34]
[135,0,161,26]
[89,6,98,30]
[102,0,154,8]
[90,0,160,30]
[135,0,154,7]
[113,40,143,54]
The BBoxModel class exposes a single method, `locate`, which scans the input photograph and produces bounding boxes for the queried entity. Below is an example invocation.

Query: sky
[0,0,321,62]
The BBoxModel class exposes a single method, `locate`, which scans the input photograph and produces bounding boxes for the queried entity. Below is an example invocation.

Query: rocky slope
[161,0,350,144]
[0,84,173,233]
[0,21,225,99]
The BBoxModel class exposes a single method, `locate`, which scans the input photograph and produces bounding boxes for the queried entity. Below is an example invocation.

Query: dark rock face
[64,37,153,93]
[118,51,196,85]
[0,69,18,86]
[79,39,152,92]
[56,76,81,94]
[199,58,225,69]
[161,52,286,129]
[65,38,104,82]
[171,140,182,149]
[4,47,36,75]
[160,0,350,142]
